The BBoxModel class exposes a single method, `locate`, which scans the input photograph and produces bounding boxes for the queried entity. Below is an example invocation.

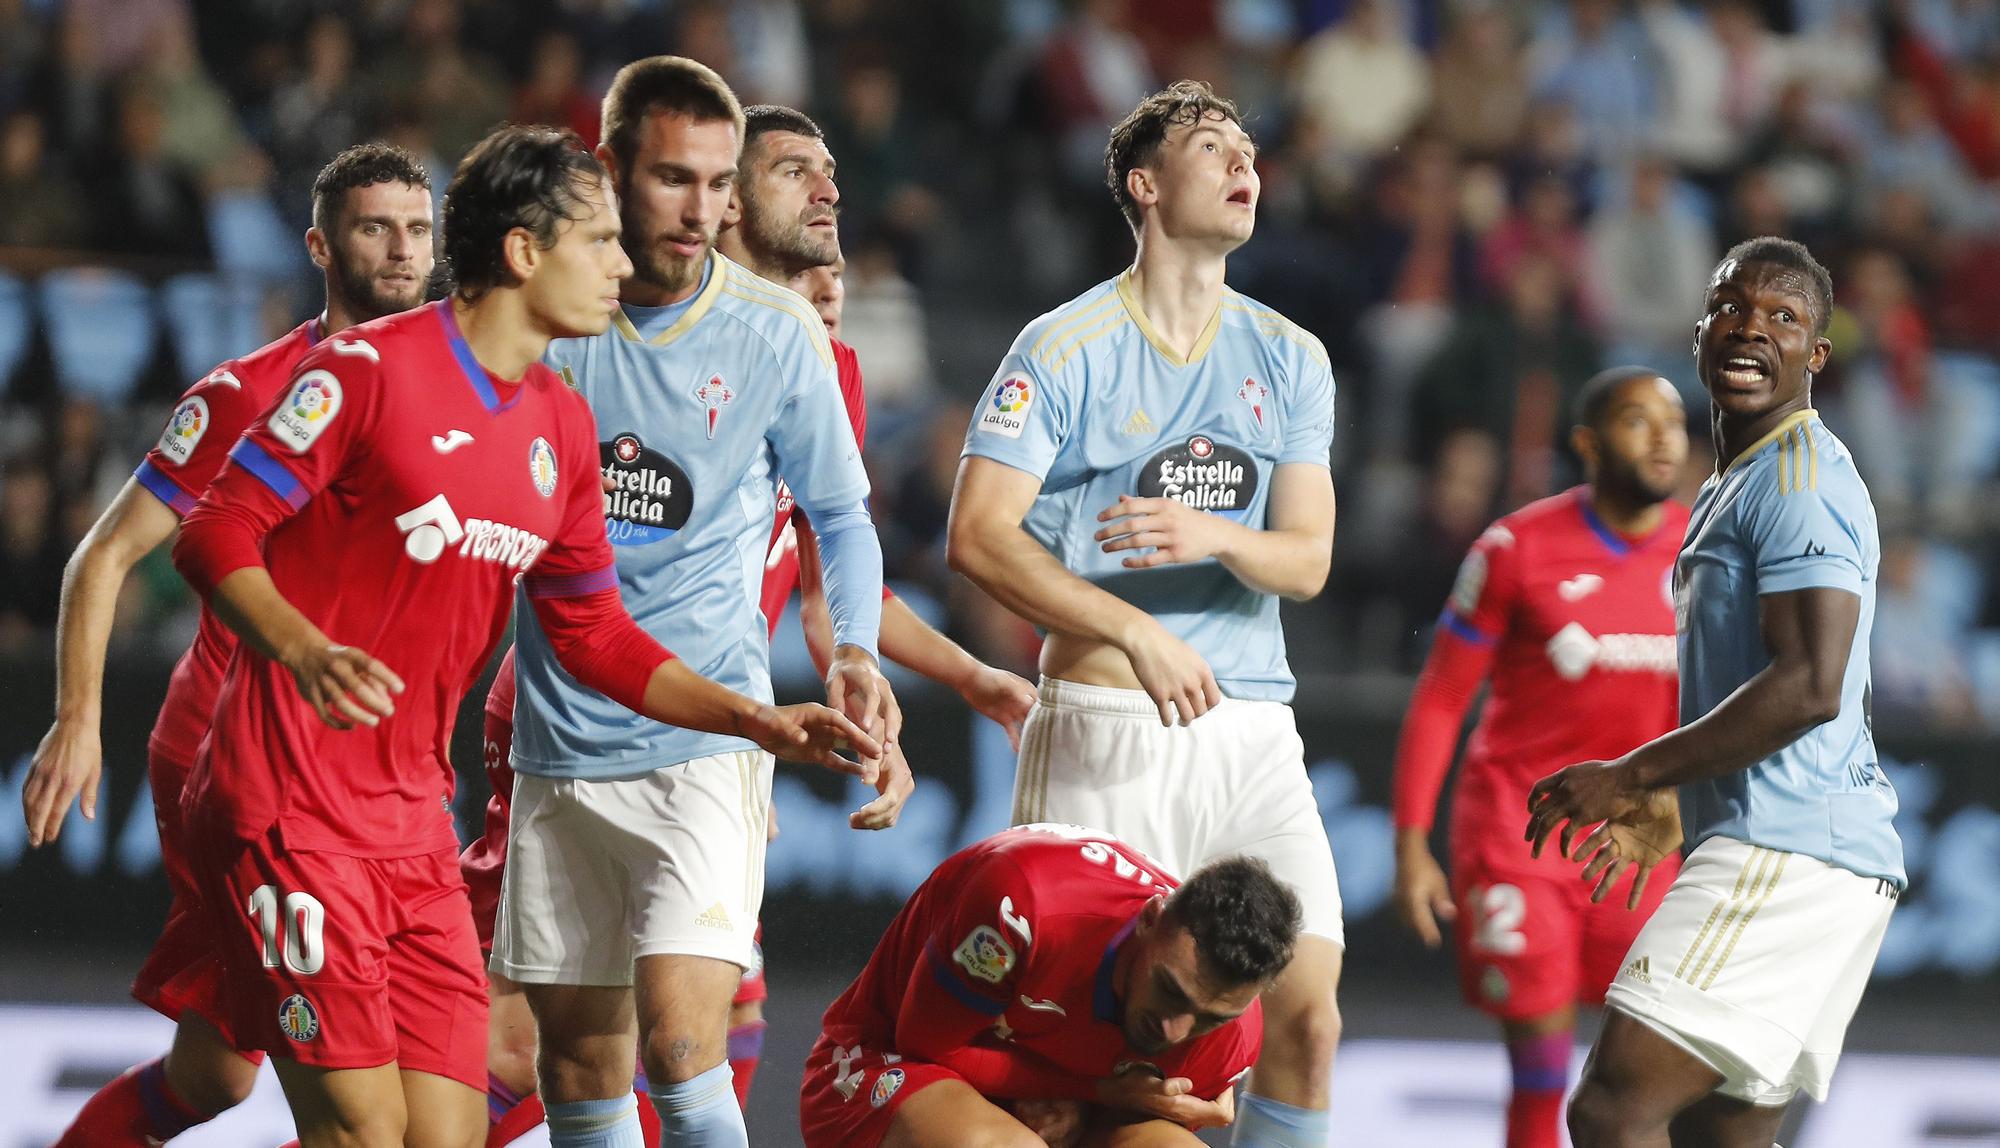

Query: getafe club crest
[1237,377,1268,431]
[528,437,558,498]
[695,374,734,439]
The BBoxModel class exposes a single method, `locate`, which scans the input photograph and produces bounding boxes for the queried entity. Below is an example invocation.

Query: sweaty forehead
[1709,259,1818,315]
[753,130,832,167]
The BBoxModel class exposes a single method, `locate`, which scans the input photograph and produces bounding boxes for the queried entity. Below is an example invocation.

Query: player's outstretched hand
[826,645,902,756]
[288,643,404,730]
[849,742,915,830]
[1011,1098,1086,1148]
[1525,758,1646,860]
[960,663,1036,751]
[1095,1071,1235,1130]
[1391,835,1459,948]
[21,719,102,847]
[1095,494,1229,569]
[743,702,882,781]
[1571,789,1684,910]
[1120,618,1222,727]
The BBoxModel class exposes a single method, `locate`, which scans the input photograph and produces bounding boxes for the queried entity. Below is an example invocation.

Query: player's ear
[1808,335,1832,376]
[1570,424,1598,471]
[1127,166,1157,213]
[723,188,743,231]
[305,227,330,271]
[1138,895,1167,933]
[502,226,540,283]
[594,142,622,188]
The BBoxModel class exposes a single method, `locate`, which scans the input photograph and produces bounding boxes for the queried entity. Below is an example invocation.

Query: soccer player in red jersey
[800,824,1301,1148]
[169,125,875,1148]
[1388,367,1691,1148]
[20,143,434,1148]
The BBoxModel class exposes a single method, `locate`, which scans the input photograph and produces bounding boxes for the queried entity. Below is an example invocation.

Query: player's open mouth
[666,236,705,257]
[1719,355,1769,387]
[1226,187,1253,206]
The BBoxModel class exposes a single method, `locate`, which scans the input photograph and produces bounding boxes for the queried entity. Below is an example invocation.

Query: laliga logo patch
[1237,377,1269,431]
[268,370,342,452]
[601,433,694,545]
[869,1067,906,1108]
[952,924,1016,984]
[1136,435,1260,521]
[977,375,1033,439]
[695,375,734,440]
[528,437,558,498]
[278,993,321,1042]
[158,396,209,465]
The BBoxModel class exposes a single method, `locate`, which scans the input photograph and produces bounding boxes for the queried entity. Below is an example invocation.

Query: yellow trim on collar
[1115,269,1221,368]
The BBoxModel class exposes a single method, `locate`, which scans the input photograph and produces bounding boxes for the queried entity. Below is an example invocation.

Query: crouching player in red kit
[170,125,875,1148]
[1389,367,1691,1148]
[801,824,1301,1148]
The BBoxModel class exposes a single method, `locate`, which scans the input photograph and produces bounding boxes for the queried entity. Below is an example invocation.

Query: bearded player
[801,823,1299,1148]
[23,144,434,1148]
[1389,367,1689,1148]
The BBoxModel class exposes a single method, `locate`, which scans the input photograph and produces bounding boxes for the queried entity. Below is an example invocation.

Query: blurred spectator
[87,78,210,260]
[840,238,934,411]
[0,456,62,650]
[1428,5,1530,162]
[141,9,255,183]
[370,0,507,163]
[1036,0,1154,213]
[1739,79,1856,239]
[270,14,368,227]
[1290,0,1430,167]
[512,28,598,148]
[1893,14,2000,180]
[1861,79,2000,236]
[824,55,940,278]
[1480,171,1594,316]
[726,0,811,108]
[1525,0,1656,163]
[1873,532,1984,729]
[0,110,86,249]
[1589,153,1716,384]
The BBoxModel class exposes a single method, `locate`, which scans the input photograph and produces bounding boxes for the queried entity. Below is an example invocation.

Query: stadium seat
[206,189,297,281]
[0,272,30,394]
[161,273,267,384]
[36,267,158,404]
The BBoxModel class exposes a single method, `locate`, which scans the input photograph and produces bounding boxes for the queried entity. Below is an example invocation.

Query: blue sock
[648,1062,745,1148]
[1233,1091,1332,1148]
[546,1094,645,1148]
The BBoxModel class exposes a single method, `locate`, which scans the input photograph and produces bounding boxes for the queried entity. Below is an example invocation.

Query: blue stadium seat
[37,267,158,404]
[161,273,267,383]
[0,272,30,394]
[206,189,297,281]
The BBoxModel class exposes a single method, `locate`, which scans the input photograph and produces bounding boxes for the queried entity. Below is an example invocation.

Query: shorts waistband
[1032,676,1262,719]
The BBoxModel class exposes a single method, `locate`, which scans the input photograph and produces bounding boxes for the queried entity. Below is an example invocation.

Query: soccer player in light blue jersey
[1528,238,1901,1148]
[494,59,898,1148]
[948,81,1344,1147]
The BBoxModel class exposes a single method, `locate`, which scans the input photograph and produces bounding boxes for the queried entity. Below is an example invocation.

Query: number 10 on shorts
[248,884,327,975]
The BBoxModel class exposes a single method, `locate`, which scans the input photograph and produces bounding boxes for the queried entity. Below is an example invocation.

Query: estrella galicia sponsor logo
[600,433,693,545]
[1136,435,1260,520]
[278,993,320,1042]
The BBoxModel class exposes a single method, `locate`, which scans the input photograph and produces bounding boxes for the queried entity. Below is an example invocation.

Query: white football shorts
[1603,835,1897,1104]
[1011,677,1344,945]
[491,750,772,985]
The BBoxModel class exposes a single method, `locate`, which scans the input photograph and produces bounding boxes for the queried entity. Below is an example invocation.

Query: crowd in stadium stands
[1,0,1998,730]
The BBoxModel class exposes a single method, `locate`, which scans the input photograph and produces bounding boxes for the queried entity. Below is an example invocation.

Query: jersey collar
[1116,270,1222,368]
[613,249,727,348]
[436,300,524,415]
[1093,913,1143,1024]
[1719,408,1817,477]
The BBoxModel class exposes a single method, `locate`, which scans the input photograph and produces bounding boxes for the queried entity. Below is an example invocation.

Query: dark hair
[311,142,430,231]
[1163,857,1300,986]
[441,125,606,301]
[1718,236,1835,334]
[1104,80,1247,233]
[599,55,745,171]
[743,104,824,153]
[1573,366,1667,431]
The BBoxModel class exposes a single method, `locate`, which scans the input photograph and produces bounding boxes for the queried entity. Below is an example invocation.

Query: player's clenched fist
[286,642,405,730]
[1118,616,1222,726]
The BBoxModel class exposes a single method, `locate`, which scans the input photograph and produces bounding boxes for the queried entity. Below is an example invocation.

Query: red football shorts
[198,832,487,1086]
[1451,846,1680,1022]
[799,1031,958,1148]
[130,743,263,1059]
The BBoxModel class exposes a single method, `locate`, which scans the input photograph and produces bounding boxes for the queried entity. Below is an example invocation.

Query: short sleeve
[224,339,381,511]
[136,363,269,516]
[959,338,1071,481]
[523,390,619,598]
[1440,522,1522,644]
[1278,350,1336,467]
[919,852,1040,1017]
[770,344,870,519]
[1742,468,1868,597]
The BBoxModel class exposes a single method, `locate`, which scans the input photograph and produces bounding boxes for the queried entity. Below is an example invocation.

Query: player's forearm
[1213,520,1333,601]
[881,594,985,692]
[948,519,1150,648]
[795,525,839,678]
[805,500,884,656]
[1390,628,1492,831]
[638,658,769,739]
[205,567,334,668]
[1625,661,1837,790]
[53,481,182,722]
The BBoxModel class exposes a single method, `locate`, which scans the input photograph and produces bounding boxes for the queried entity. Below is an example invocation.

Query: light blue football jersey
[1676,409,1904,887]
[961,271,1335,702]
[514,251,874,779]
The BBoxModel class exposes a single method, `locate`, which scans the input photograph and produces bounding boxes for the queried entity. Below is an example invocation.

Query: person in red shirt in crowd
[801,823,1300,1148]
[1389,366,1691,1148]
[170,124,874,1148]
[21,143,436,1148]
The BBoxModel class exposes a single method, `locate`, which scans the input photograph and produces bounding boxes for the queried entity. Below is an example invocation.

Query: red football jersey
[1393,487,1686,873]
[761,337,871,628]
[819,824,1261,1101]
[135,318,323,774]
[178,301,616,857]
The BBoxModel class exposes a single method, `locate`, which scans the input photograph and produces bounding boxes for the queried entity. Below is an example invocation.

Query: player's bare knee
[1566,1077,1662,1148]
[299,1108,406,1148]
[640,1026,721,1087]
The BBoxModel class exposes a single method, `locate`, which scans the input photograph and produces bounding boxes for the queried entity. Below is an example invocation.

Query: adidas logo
[1121,409,1155,436]
[695,902,733,930]
[1621,956,1652,984]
